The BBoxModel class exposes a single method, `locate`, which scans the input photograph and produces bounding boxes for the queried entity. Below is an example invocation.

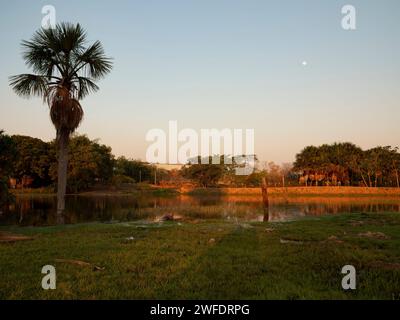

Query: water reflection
[1,194,400,226]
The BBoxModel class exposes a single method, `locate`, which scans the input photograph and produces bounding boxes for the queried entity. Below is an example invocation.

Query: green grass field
[1,213,399,299]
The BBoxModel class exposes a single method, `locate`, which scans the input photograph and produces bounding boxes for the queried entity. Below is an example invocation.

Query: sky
[1,0,399,164]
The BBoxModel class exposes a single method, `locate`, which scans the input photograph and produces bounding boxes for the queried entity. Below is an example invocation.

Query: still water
[1,194,400,226]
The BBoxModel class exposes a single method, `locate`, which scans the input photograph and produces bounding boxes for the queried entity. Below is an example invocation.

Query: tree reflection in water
[1,194,400,226]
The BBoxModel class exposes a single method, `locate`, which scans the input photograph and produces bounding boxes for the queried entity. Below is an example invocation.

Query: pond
[1,194,400,226]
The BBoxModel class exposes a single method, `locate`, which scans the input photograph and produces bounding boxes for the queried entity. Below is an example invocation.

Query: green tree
[115,157,153,183]
[294,142,399,187]
[9,23,112,216]
[50,135,114,192]
[181,156,231,187]
[293,146,324,186]
[11,135,55,187]
[0,131,17,206]
[390,148,400,188]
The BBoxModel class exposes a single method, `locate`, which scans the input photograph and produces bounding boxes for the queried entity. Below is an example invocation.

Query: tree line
[0,131,167,202]
[1,131,399,207]
[180,144,400,188]
[293,142,400,187]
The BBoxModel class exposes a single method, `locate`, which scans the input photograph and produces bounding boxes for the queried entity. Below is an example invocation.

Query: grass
[0,213,400,299]
[14,186,400,198]
[186,187,400,197]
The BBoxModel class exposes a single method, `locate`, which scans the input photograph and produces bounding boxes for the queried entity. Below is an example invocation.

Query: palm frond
[21,23,88,76]
[73,41,113,79]
[58,22,86,53]
[9,74,48,98]
[73,77,99,99]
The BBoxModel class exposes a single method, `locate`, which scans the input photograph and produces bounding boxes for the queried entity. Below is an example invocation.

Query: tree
[293,146,323,186]
[11,135,55,187]
[9,23,112,216]
[390,148,400,188]
[115,157,153,183]
[294,142,400,187]
[181,156,229,187]
[0,130,17,206]
[358,147,393,187]
[281,163,293,187]
[266,162,282,186]
[182,164,226,187]
[49,135,114,192]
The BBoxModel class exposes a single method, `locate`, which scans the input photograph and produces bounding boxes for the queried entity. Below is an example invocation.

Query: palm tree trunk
[57,130,69,217]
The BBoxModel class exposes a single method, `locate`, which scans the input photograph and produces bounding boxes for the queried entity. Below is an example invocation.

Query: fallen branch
[55,259,105,271]
[0,232,34,243]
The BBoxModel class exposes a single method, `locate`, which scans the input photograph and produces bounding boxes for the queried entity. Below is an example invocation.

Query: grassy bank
[186,186,400,197]
[1,213,400,299]
[12,184,180,197]
[13,186,400,198]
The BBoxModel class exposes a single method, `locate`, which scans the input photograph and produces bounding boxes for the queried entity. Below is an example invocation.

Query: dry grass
[187,186,400,196]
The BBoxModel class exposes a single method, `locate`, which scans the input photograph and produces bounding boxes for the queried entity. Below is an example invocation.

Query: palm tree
[9,23,112,217]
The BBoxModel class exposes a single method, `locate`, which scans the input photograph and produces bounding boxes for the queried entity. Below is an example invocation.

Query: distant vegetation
[0,131,17,206]
[0,133,165,193]
[294,142,400,188]
[0,131,399,202]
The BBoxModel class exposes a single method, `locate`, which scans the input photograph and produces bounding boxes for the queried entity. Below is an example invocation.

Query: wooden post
[261,176,269,222]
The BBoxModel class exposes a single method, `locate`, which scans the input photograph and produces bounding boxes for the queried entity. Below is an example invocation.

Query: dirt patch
[358,231,390,240]
[369,261,400,270]
[239,223,253,229]
[326,235,344,244]
[349,220,364,227]
[0,232,34,243]
[155,213,184,222]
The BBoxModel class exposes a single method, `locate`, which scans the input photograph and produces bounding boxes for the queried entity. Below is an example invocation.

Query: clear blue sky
[1,0,399,163]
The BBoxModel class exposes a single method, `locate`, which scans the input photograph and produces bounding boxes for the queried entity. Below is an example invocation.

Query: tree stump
[261,177,269,222]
